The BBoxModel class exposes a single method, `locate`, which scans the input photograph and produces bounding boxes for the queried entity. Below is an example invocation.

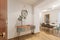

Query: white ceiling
[19,0,44,6]
[19,0,60,7]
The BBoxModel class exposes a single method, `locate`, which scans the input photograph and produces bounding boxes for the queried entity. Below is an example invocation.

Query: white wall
[57,10,60,26]
[58,12,60,24]
[34,7,41,33]
[8,0,33,39]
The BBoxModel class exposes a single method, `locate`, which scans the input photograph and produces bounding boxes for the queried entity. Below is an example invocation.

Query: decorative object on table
[18,15,22,21]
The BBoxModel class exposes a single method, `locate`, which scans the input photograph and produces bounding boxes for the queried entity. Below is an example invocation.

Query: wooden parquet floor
[9,31,60,40]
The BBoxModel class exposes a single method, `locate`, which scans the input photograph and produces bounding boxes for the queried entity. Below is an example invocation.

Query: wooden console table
[17,25,35,32]
[16,25,35,40]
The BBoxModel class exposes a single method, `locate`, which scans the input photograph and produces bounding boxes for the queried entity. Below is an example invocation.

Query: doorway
[45,14,50,24]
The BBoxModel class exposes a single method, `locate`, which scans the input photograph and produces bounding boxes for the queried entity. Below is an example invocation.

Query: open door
[0,0,7,40]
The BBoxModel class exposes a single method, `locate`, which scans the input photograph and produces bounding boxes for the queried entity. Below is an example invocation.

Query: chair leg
[59,30,60,37]
[57,30,60,37]
[54,30,59,37]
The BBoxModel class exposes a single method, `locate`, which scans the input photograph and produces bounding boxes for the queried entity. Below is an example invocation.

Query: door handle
[0,32,5,37]
[3,32,5,37]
